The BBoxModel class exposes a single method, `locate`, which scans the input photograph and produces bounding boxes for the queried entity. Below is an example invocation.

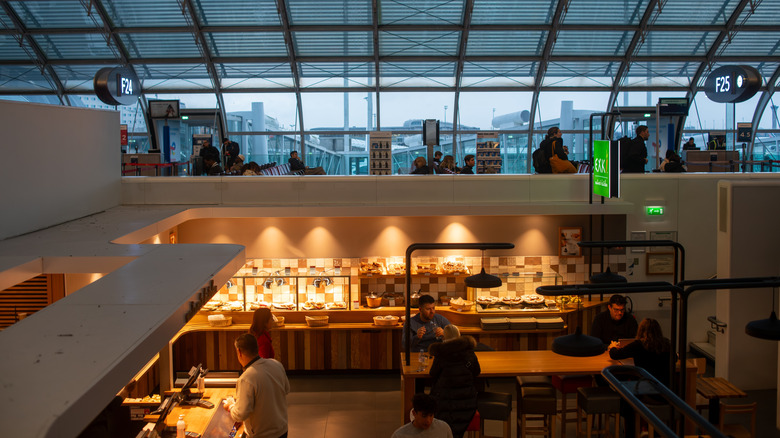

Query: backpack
[618,136,631,171]
[532,146,550,173]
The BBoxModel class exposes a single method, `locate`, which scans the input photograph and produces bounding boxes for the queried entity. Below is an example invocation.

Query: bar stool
[477,391,512,438]
[552,374,594,437]
[576,387,621,438]
[517,384,557,438]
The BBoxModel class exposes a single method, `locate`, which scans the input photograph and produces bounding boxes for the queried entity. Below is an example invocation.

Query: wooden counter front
[170,300,606,373]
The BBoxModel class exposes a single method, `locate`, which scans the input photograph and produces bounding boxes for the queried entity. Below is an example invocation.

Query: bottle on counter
[197,375,205,392]
[176,414,186,438]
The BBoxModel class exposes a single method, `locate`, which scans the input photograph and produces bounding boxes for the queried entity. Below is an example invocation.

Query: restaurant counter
[132,388,243,437]
[166,300,606,375]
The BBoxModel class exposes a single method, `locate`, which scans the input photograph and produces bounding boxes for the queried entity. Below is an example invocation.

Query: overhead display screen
[704,65,762,103]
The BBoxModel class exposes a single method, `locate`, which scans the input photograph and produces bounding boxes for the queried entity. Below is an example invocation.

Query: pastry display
[248,301,273,310]
[303,301,326,310]
[202,300,223,311]
[502,296,523,306]
[520,294,545,305]
[360,261,385,274]
[273,302,296,310]
[386,263,406,275]
[326,301,347,310]
[441,261,469,274]
[476,296,499,306]
[415,263,438,274]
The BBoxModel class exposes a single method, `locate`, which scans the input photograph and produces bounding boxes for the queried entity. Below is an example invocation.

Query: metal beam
[275,0,305,153]
[179,0,227,140]
[748,64,780,157]
[527,0,570,173]
[686,0,755,104]
[372,0,380,130]
[452,0,475,157]
[0,3,69,105]
[606,0,664,113]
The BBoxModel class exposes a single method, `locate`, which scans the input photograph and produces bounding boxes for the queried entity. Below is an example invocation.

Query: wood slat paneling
[0,274,64,329]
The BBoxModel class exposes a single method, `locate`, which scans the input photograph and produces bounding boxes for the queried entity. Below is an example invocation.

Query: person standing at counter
[403,295,450,352]
[392,393,454,438]
[591,294,637,345]
[224,333,290,438]
[249,307,275,359]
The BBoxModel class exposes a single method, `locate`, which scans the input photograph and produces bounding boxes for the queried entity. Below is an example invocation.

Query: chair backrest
[719,402,756,438]
[692,357,707,376]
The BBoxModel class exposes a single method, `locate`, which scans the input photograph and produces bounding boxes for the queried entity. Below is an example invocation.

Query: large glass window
[223,93,298,132]
[379,91,455,130]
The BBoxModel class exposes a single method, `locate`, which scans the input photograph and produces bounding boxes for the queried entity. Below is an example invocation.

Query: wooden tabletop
[401,350,620,377]
[696,377,747,400]
[145,388,242,435]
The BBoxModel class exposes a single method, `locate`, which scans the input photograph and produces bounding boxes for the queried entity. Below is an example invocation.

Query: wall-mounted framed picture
[647,253,675,275]
[649,231,677,253]
[630,231,647,253]
[559,227,582,257]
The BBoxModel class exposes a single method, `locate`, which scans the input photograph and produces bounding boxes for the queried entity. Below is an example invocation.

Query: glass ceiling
[0,0,777,130]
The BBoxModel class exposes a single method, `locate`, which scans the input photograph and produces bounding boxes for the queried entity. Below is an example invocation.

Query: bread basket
[305,315,329,327]
[366,296,383,308]
[373,315,399,326]
[272,316,285,328]
[449,299,475,312]
[208,316,232,327]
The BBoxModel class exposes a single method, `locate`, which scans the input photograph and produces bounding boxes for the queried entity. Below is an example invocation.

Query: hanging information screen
[593,140,620,198]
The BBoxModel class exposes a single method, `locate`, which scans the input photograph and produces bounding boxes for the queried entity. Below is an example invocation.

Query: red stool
[551,375,594,437]
[466,411,481,438]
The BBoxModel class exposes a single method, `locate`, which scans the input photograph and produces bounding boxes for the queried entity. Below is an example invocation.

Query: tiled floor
[287,372,780,438]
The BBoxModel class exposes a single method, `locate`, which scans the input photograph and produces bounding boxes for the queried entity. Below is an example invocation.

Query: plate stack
[480,317,510,330]
[535,316,565,330]
[508,317,537,330]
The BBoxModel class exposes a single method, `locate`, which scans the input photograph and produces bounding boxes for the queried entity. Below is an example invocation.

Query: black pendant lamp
[590,266,627,284]
[745,287,780,340]
[552,327,606,357]
[464,250,503,289]
[590,247,627,284]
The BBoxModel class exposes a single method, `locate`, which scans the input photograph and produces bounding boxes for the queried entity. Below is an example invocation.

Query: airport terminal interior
[1,1,780,437]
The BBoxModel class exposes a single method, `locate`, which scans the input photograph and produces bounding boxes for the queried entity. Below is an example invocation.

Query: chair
[477,391,512,438]
[576,386,621,438]
[516,379,556,438]
[551,374,594,437]
[692,357,710,414]
[718,402,756,438]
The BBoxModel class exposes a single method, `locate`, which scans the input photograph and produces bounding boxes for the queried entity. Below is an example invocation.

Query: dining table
[400,350,699,432]
[696,376,747,424]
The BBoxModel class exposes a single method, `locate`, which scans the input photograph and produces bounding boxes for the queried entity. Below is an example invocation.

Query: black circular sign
[94,66,141,106]
[704,65,762,103]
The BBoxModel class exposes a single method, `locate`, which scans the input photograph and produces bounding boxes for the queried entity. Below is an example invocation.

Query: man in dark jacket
[460,155,475,174]
[429,326,481,438]
[198,139,220,175]
[591,294,638,345]
[623,125,649,173]
[221,137,240,169]
[289,150,326,175]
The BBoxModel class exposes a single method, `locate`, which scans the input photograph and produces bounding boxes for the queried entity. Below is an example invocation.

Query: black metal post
[403,242,514,366]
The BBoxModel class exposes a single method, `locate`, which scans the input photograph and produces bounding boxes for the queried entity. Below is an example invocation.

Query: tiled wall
[212,255,626,306]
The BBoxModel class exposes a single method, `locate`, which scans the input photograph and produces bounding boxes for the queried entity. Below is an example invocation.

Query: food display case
[472,270,562,312]
[205,268,352,311]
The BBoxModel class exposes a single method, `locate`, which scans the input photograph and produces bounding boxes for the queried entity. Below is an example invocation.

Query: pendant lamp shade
[464,267,502,289]
[745,311,780,340]
[551,327,606,357]
[590,266,627,284]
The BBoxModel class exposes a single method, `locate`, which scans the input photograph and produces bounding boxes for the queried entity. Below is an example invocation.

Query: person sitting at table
[608,318,673,438]
[591,294,638,345]
[608,318,672,386]
[392,393,454,438]
[402,295,450,352]
[428,325,481,438]
[411,156,430,174]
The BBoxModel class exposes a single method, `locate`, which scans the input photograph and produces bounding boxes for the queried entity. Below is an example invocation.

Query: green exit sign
[646,206,665,215]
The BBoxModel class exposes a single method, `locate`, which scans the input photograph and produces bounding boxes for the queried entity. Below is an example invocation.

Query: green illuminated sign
[181,115,189,120]
[593,140,611,197]
[646,206,665,215]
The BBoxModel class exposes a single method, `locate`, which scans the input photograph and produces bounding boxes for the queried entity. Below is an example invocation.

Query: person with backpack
[538,127,576,174]
[623,125,649,173]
